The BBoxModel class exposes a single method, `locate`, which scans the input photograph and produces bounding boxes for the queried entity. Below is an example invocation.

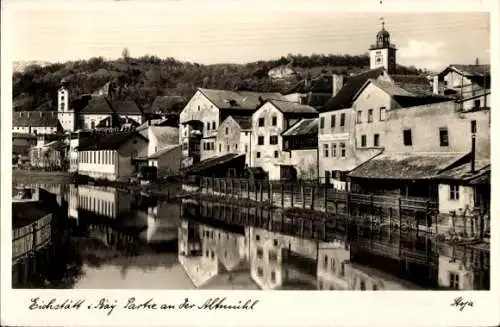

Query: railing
[195,176,438,214]
[12,213,52,263]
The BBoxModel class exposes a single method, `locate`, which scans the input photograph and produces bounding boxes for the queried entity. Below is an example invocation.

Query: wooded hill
[13,53,424,112]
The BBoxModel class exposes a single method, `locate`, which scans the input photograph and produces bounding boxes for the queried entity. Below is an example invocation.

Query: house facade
[214,116,252,163]
[250,100,318,180]
[179,88,287,167]
[12,111,60,135]
[77,131,148,180]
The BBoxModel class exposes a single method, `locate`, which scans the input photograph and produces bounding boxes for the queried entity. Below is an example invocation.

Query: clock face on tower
[375,55,383,64]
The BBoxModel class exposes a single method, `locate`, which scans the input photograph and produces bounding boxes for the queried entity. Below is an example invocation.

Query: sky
[6,6,490,71]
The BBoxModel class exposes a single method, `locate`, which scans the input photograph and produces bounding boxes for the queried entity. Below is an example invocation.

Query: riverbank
[13,170,71,185]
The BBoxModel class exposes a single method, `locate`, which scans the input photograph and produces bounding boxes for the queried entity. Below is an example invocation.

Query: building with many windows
[250,99,318,180]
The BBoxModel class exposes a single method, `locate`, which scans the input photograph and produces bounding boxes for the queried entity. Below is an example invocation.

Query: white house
[12,111,61,135]
[250,99,318,180]
[77,131,148,181]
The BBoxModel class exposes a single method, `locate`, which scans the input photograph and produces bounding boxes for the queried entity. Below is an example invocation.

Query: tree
[122,48,130,62]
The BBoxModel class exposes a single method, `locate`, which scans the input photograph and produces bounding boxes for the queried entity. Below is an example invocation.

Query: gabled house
[281,118,319,180]
[251,99,318,180]
[179,88,288,167]
[434,63,490,100]
[214,116,252,164]
[282,74,337,109]
[77,131,148,181]
[12,111,61,135]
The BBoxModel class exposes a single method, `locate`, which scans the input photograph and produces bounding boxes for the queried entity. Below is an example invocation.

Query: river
[15,183,490,291]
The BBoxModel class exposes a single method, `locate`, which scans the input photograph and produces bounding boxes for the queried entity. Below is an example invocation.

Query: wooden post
[310,186,315,210]
[324,185,328,213]
[260,183,264,202]
[247,180,250,199]
[281,183,284,208]
[323,220,327,241]
[291,183,294,207]
[301,184,305,209]
[269,182,273,205]
[300,219,305,237]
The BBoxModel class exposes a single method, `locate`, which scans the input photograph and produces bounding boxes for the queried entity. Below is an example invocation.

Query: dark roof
[182,153,244,174]
[198,88,287,110]
[389,75,434,96]
[77,131,147,151]
[283,75,333,95]
[12,201,51,229]
[12,132,37,139]
[96,116,140,128]
[267,99,318,115]
[443,64,491,77]
[435,159,490,184]
[12,111,59,127]
[322,67,386,112]
[151,96,188,113]
[348,152,469,180]
[110,100,142,115]
[79,96,114,114]
[228,116,252,130]
[282,118,318,136]
[147,144,181,159]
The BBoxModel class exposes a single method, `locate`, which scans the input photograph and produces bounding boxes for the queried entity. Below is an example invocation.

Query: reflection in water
[17,184,490,290]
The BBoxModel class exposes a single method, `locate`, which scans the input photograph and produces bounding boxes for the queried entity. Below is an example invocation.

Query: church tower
[57,78,76,132]
[369,19,397,73]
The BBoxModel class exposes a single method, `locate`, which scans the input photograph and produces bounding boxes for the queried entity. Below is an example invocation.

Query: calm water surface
[23,184,490,290]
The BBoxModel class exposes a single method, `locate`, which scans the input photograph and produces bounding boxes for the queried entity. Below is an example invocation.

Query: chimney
[471,120,477,173]
[332,73,344,97]
[432,75,440,95]
[475,57,479,66]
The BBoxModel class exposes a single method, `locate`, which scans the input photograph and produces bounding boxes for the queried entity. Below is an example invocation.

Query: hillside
[12,53,424,112]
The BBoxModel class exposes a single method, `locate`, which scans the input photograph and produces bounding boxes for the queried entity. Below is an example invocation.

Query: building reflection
[179,199,490,290]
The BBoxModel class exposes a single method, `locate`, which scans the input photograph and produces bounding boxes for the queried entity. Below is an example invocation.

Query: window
[340,262,345,277]
[270,135,278,145]
[449,272,460,290]
[256,248,264,259]
[471,120,477,134]
[330,258,336,271]
[219,144,222,152]
[212,121,216,130]
[357,110,362,124]
[450,185,459,200]
[403,129,412,146]
[257,267,264,277]
[360,280,366,290]
[320,117,325,129]
[332,143,337,157]
[234,144,238,150]
[439,128,449,147]
[273,239,278,247]
[340,143,346,157]
[324,255,328,269]
[258,118,265,127]
[374,134,380,147]
[340,113,346,126]
[368,109,373,123]
[373,284,378,290]
[331,114,336,128]
[245,144,248,153]
[225,127,229,135]
[258,136,264,145]
[269,251,278,262]
[272,116,277,126]
[274,151,279,158]
[380,107,387,121]
[271,271,276,283]
[474,99,481,108]
[256,152,261,158]
[361,135,367,147]
[227,144,230,152]
[206,122,210,131]
[324,144,329,157]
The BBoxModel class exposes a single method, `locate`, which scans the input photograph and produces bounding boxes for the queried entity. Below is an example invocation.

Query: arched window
[91,120,96,129]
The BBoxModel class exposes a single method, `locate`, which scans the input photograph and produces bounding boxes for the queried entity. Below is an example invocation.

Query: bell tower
[369,18,397,73]
[57,78,76,132]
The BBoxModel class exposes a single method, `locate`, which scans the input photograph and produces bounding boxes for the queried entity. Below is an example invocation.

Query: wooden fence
[12,213,53,263]
[196,176,438,233]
